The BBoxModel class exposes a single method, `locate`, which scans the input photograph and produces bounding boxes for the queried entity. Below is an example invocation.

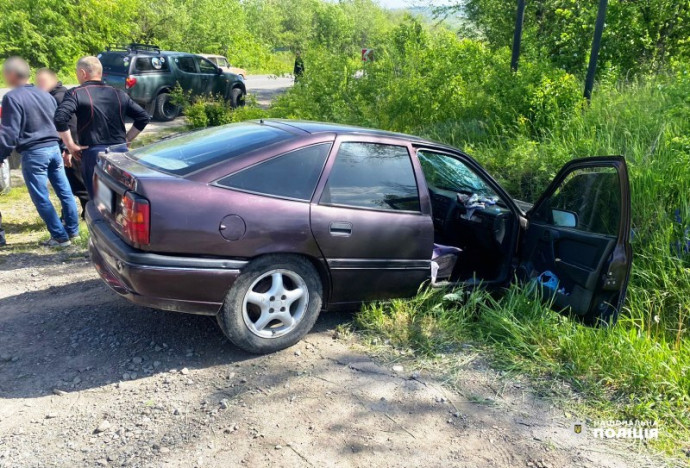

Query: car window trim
[175,55,199,74]
[527,220,618,238]
[210,142,334,203]
[317,201,425,216]
[197,57,218,74]
[315,139,423,215]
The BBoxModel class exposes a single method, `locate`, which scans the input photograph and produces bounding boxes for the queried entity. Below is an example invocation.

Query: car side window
[532,167,621,236]
[217,143,332,201]
[320,142,420,212]
[198,58,217,74]
[133,56,170,73]
[176,56,197,73]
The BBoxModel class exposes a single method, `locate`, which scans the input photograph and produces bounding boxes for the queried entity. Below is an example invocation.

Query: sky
[377,0,456,9]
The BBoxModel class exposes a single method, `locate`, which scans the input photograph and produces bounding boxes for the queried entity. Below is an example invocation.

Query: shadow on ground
[0,277,351,400]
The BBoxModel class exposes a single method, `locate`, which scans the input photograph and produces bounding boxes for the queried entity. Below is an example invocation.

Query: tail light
[120,192,150,245]
[125,75,137,89]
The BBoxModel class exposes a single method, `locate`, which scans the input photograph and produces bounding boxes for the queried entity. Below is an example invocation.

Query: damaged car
[86,120,632,353]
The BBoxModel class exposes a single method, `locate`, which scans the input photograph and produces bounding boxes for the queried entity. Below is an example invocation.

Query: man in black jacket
[36,68,89,218]
[54,56,150,199]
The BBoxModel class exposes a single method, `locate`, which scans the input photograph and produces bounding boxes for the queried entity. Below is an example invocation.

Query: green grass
[0,178,89,257]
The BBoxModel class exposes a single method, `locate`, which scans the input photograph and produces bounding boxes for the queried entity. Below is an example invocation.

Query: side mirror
[552,209,578,228]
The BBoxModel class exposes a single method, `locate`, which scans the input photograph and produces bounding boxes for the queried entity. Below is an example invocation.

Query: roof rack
[105,43,161,54]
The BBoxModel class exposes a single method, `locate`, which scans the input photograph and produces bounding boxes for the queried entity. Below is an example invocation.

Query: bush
[272,19,583,142]
[185,102,210,129]
[184,94,270,129]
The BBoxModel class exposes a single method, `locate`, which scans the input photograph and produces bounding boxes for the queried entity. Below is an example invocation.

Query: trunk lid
[94,151,178,248]
[98,52,131,91]
[103,73,127,91]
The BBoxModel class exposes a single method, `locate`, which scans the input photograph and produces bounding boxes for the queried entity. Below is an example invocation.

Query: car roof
[101,50,172,58]
[264,119,446,147]
[101,50,195,57]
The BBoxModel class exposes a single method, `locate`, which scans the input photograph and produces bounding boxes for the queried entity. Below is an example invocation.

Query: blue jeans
[81,144,128,199]
[21,145,79,241]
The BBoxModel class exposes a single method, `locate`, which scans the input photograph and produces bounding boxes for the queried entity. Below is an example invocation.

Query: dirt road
[0,246,665,467]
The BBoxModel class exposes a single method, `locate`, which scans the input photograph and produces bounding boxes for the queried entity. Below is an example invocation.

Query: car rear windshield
[128,123,295,175]
[98,53,131,74]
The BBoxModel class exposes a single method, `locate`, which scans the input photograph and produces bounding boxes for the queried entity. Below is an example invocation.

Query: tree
[445,0,690,76]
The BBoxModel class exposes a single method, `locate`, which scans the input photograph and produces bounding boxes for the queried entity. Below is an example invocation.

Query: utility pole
[584,0,608,100]
[511,0,526,71]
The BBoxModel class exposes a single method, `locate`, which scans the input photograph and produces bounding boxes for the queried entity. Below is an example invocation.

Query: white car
[200,54,246,79]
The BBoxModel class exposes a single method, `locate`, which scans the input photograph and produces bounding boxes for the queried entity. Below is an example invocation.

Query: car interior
[518,168,622,316]
[417,149,519,285]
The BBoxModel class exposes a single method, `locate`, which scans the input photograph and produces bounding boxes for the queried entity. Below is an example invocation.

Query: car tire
[153,92,180,121]
[217,255,322,354]
[229,87,245,108]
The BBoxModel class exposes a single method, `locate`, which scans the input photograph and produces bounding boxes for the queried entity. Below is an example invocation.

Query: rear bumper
[86,203,247,315]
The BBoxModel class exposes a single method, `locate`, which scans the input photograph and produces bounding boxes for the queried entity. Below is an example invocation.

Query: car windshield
[218,58,229,67]
[418,150,498,199]
[128,123,295,175]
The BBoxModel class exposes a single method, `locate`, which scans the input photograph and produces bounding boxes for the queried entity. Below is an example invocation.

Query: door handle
[329,221,352,237]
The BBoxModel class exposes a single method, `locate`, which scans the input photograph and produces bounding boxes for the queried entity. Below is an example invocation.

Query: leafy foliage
[456,0,690,77]
[0,0,401,76]
[273,18,583,140]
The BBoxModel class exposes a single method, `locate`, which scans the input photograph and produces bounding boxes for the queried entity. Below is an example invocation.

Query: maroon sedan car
[87,120,632,353]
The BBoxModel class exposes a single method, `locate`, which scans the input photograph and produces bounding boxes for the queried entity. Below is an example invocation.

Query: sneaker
[41,238,71,248]
[69,233,80,241]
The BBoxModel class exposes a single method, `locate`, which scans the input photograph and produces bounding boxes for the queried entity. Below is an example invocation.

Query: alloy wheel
[242,269,309,339]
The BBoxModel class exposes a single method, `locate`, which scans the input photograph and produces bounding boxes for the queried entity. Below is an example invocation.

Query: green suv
[98,44,246,121]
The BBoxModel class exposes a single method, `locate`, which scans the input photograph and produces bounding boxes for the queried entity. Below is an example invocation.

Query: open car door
[518,156,632,325]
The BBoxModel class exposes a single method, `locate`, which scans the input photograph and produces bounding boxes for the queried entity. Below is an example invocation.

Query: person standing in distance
[0,57,79,247]
[54,56,150,199]
[293,50,305,81]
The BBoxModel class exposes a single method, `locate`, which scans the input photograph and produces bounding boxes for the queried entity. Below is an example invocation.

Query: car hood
[220,67,245,76]
[220,70,242,79]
